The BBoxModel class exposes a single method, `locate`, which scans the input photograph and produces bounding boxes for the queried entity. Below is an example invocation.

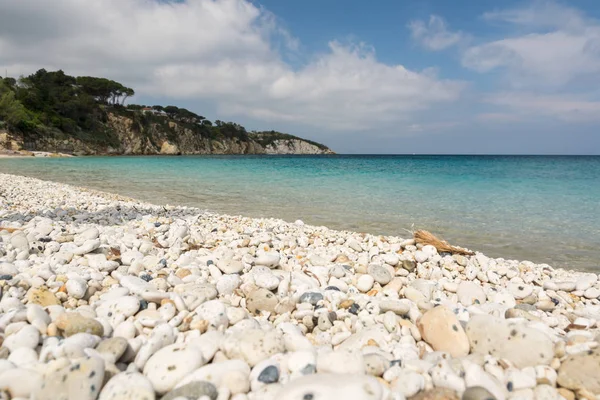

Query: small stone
[379,299,410,316]
[276,373,383,399]
[411,388,460,400]
[557,388,576,400]
[223,329,284,367]
[196,300,229,329]
[161,381,218,400]
[96,296,140,322]
[254,252,280,268]
[246,288,278,314]
[462,386,497,400]
[457,281,486,305]
[317,350,365,374]
[143,343,206,394]
[508,283,533,300]
[10,234,29,252]
[216,259,244,274]
[339,299,354,309]
[557,348,600,395]
[72,239,100,255]
[356,275,375,292]
[363,353,390,377]
[299,292,323,306]
[401,259,417,271]
[98,372,155,400]
[55,313,104,337]
[253,272,279,290]
[34,356,105,400]
[466,314,554,368]
[367,264,392,285]
[418,306,470,358]
[175,268,191,279]
[0,368,42,398]
[505,308,540,322]
[583,287,600,299]
[27,286,60,306]
[257,365,280,384]
[3,325,40,351]
[96,337,129,363]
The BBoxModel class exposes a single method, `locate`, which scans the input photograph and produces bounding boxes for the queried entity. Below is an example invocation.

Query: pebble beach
[0,172,599,400]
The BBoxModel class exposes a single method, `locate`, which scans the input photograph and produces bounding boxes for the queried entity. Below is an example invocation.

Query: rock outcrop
[0,114,333,156]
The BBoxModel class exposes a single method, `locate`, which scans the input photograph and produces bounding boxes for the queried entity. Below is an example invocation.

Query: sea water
[1,155,598,271]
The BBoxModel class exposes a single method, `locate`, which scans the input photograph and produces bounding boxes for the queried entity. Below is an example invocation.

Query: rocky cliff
[0,113,333,156]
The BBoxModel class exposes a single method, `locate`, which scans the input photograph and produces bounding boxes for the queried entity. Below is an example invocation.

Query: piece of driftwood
[0,227,21,233]
[414,230,474,256]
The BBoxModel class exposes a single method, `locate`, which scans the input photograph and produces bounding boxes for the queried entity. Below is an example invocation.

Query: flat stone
[216,259,244,274]
[254,252,280,268]
[317,350,365,374]
[457,281,486,305]
[161,380,218,400]
[0,367,42,398]
[557,348,600,394]
[257,365,280,384]
[55,313,104,337]
[466,314,554,368]
[299,292,323,306]
[97,296,140,322]
[253,272,279,290]
[195,300,228,329]
[96,337,129,363]
[505,308,540,322]
[216,274,241,295]
[72,239,100,255]
[98,372,155,400]
[27,286,60,306]
[411,388,460,400]
[176,359,250,389]
[3,325,40,351]
[33,356,105,400]
[401,259,417,271]
[10,234,29,252]
[356,274,375,292]
[462,386,497,400]
[222,329,284,367]
[143,343,206,394]
[418,306,470,358]
[246,288,278,314]
[276,373,383,400]
[507,283,533,300]
[379,299,411,316]
[367,264,392,285]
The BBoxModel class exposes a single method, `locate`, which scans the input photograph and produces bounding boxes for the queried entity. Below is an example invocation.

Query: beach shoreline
[0,172,599,399]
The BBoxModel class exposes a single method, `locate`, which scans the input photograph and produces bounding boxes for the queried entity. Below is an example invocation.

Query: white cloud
[463,2,600,88]
[0,0,463,132]
[486,92,600,122]
[408,15,466,51]
[482,1,585,30]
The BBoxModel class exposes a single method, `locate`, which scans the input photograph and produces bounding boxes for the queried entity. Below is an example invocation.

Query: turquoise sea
[1,155,598,271]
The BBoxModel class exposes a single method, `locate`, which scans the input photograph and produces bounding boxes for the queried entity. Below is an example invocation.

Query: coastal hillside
[0,69,333,155]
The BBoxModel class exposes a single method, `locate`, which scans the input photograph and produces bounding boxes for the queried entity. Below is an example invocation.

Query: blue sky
[1,0,600,154]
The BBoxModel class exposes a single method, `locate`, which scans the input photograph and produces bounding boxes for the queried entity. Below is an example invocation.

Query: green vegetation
[0,68,329,153]
[250,130,329,150]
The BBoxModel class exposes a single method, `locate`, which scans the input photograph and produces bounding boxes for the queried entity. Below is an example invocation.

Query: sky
[1,0,600,154]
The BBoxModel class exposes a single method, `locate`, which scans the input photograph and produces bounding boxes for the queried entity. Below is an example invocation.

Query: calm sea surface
[1,155,598,271]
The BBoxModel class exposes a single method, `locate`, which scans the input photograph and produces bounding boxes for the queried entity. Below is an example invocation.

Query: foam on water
[1,155,599,270]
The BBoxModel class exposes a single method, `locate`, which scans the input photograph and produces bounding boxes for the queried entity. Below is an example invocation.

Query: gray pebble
[160,380,218,400]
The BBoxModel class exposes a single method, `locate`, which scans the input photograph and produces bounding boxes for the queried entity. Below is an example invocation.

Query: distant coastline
[1,69,333,156]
